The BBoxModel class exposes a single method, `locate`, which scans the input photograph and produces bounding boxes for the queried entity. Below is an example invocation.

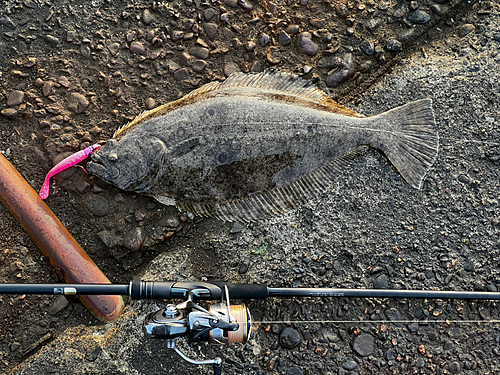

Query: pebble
[44,35,60,46]
[384,348,395,361]
[458,24,475,38]
[278,31,291,46]
[39,120,50,129]
[297,32,317,56]
[75,180,91,194]
[34,78,44,87]
[407,10,431,24]
[81,44,91,58]
[204,23,218,39]
[68,92,89,114]
[123,227,146,252]
[85,346,102,362]
[286,368,303,375]
[145,98,156,109]
[286,25,299,35]
[7,90,24,106]
[342,361,357,370]
[464,260,474,272]
[494,34,500,43]
[449,361,461,374]
[66,30,76,42]
[9,342,21,352]
[224,63,239,77]
[85,195,110,217]
[246,41,256,52]
[359,61,372,72]
[431,4,447,16]
[408,321,419,332]
[42,81,53,97]
[365,18,382,33]
[374,273,389,289]
[142,9,154,25]
[260,34,270,47]
[1,108,17,118]
[192,59,207,73]
[326,54,354,87]
[130,41,145,54]
[279,328,301,349]
[386,38,402,52]
[0,15,16,29]
[108,42,120,55]
[173,68,190,81]
[204,8,216,21]
[239,259,250,274]
[189,46,209,59]
[360,40,374,55]
[48,296,69,315]
[384,308,403,327]
[303,65,312,74]
[238,0,253,11]
[352,334,374,357]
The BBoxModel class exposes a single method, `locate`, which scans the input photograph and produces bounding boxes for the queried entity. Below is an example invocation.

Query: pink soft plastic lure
[39,144,101,200]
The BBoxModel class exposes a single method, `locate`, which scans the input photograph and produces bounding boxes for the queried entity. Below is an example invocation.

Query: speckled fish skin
[87,71,439,222]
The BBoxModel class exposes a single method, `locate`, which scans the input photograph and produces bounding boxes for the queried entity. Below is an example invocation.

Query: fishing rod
[2,281,500,374]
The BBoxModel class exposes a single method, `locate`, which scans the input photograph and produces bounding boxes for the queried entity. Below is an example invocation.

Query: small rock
[360,40,374,55]
[108,42,120,55]
[80,44,91,58]
[1,108,17,117]
[384,348,395,361]
[142,9,154,25]
[98,231,120,248]
[278,31,291,46]
[386,38,402,52]
[297,32,317,56]
[85,346,102,362]
[42,81,53,97]
[7,91,25,106]
[359,60,372,72]
[343,361,357,371]
[373,273,389,288]
[34,78,44,87]
[224,63,239,77]
[449,361,461,374]
[48,296,69,315]
[173,68,190,81]
[66,30,76,42]
[280,328,301,349]
[204,23,218,39]
[85,195,110,217]
[458,24,475,38]
[179,52,191,66]
[58,76,70,88]
[458,174,470,184]
[335,4,349,17]
[0,15,16,29]
[286,368,303,375]
[145,98,156,109]
[352,334,374,357]
[123,227,146,252]
[204,8,216,21]
[494,34,500,43]
[189,46,209,59]
[192,59,207,73]
[286,25,300,35]
[407,10,430,24]
[44,35,60,46]
[239,259,250,274]
[464,260,474,272]
[326,54,354,87]
[303,65,312,74]
[260,34,270,47]
[75,180,91,194]
[68,92,89,114]
[130,41,145,54]
[365,18,382,33]
[9,342,21,352]
[246,41,256,52]
[39,119,51,129]
[384,308,403,327]
[238,0,254,11]
[431,4,447,16]
[408,322,419,332]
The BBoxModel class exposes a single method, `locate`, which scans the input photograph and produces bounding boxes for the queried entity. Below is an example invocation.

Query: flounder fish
[87,71,439,223]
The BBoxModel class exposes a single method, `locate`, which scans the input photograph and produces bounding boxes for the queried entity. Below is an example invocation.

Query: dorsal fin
[113,70,363,139]
[167,147,366,223]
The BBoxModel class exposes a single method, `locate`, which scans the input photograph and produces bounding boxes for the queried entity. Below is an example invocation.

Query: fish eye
[108,153,118,162]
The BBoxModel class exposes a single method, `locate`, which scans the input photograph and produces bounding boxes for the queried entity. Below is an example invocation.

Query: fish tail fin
[373,99,439,189]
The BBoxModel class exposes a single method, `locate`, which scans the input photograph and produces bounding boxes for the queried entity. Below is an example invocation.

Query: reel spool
[209,302,251,345]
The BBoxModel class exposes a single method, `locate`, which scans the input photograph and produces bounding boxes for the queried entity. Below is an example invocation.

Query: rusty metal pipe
[0,153,124,321]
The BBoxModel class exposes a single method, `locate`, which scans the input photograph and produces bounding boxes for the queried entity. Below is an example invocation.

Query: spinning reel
[143,285,251,374]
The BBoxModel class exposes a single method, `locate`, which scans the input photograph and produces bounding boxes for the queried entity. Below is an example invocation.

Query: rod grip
[211,283,268,300]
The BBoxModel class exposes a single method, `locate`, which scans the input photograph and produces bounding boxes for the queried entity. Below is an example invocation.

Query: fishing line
[252,319,499,325]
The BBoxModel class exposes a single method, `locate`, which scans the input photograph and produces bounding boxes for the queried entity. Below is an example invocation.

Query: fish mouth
[88,154,120,180]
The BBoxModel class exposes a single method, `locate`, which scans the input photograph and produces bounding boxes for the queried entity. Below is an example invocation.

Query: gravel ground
[1,0,500,374]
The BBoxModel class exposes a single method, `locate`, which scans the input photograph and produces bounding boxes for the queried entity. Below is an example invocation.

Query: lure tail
[371,99,439,189]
